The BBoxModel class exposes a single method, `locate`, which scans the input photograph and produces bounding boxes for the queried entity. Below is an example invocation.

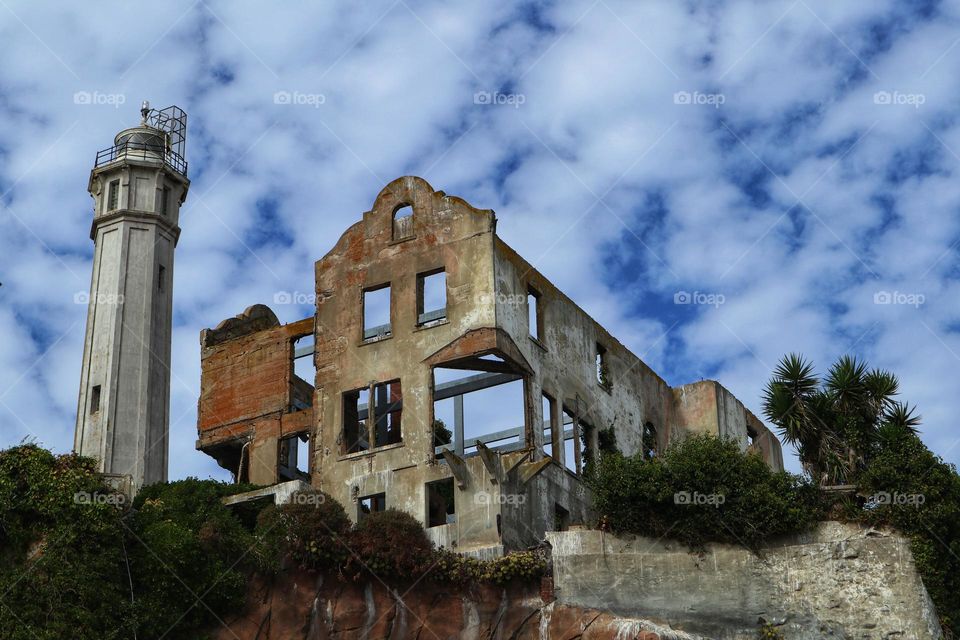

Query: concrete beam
[440,448,470,489]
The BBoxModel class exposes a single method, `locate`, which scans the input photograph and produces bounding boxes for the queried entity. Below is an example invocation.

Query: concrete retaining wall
[547,522,942,639]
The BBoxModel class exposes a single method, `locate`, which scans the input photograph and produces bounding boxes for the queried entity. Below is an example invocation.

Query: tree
[762,353,920,485]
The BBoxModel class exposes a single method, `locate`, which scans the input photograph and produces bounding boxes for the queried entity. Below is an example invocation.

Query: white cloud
[1,0,958,481]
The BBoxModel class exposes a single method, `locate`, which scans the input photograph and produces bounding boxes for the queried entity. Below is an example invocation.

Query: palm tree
[762,353,919,485]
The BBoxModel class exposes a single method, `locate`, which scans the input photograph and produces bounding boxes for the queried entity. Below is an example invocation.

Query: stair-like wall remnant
[548,522,942,639]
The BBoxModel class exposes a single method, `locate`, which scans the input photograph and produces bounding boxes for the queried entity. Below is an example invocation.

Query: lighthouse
[74,102,190,495]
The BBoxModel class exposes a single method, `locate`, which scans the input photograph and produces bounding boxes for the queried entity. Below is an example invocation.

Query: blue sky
[1,0,958,479]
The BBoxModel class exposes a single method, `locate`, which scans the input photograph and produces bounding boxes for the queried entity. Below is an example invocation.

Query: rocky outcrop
[211,570,690,640]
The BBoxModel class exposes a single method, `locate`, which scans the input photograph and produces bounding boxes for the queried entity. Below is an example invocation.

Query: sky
[0,0,958,480]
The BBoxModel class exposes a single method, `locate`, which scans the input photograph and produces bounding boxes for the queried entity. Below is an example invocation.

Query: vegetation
[0,447,546,639]
[762,353,920,485]
[853,424,960,632]
[586,352,960,634]
[588,434,821,549]
[255,491,350,572]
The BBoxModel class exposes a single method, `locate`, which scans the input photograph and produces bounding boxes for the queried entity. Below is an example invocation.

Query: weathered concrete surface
[75,120,190,495]
[196,176,782,555]
[548,522,942,639]
[210,570,694,640]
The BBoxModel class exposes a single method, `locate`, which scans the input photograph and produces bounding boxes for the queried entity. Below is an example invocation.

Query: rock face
[210,571,687,640]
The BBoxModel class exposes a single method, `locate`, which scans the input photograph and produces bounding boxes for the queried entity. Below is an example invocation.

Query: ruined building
[74,103,190,495]
[197,176,782,556]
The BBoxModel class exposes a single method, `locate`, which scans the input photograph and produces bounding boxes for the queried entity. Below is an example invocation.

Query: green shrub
[343,509,435,581]
[588,434,821,549]
[127,478,266,637]
[855,428,960,632]
[432,547,547,585]
[0,445,134,640]
[254,491,351,572]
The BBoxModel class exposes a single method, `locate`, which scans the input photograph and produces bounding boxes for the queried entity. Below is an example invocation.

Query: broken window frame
[542,392,558,459]
[358,492,386,521]
[431,359,526,459]
[278,432,310,482]
[362,283,392,341]
[416,268,447,326]
[596,343,611,390]
[562,406,581,476]
[392,203,414,241]
[341,379,403,455]
[426,477,456,528]
[527,286,543,341]
[290,335,314,411]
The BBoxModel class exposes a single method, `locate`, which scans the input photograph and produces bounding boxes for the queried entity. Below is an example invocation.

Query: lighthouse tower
[74,102,190,494]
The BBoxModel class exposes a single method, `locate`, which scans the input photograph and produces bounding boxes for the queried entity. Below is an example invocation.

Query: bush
[255,491,351,572]
[343,509,435,581]
[0,445,135,640]
[433,547,547,585]
[855,428,960,632]
[127,478,265,637]
[588,434,822,549]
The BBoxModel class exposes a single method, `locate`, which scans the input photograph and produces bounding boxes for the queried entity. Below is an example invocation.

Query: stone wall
[548,522,942,639]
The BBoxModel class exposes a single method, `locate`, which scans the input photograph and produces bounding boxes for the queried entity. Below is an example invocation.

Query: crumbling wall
[197,304,313,484]
[311,177,506,549]
[492,239,675,464]
[672,380,782,470]
[548,522,942,639]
